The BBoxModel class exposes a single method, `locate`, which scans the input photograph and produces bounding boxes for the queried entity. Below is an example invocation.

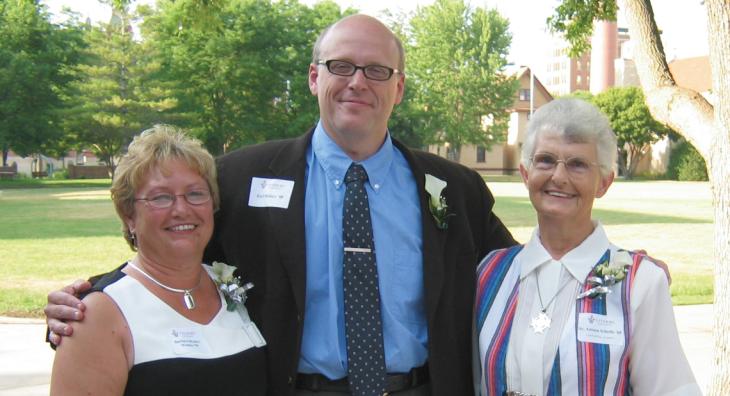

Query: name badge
[248,177,294,208]
[243,322,267,348]
[170,327,212,355]
[577,313,625,346]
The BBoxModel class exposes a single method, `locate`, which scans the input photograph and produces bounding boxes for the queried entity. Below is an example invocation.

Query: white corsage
[210,261,254,311]
[425,174,454,230]
[577,250,633,300]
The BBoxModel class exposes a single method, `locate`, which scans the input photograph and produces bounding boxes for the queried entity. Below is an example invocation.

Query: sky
[42,0,709,68]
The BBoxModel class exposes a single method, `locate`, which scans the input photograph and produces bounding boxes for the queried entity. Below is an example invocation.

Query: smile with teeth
[168,224,196,231]
[545,190,574,198]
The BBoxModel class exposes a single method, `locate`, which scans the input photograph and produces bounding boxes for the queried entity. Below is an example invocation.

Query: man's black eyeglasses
[316,59,401,81]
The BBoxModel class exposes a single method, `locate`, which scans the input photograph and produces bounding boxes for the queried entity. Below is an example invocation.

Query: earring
[130,230,137,247]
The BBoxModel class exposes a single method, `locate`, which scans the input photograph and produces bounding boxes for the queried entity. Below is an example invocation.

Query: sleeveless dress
[90,263,267,395]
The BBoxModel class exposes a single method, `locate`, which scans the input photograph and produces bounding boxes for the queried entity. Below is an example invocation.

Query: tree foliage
[406,0,518,159]
[666,140,708,181]
[139,0,347,155]
[0,0,83,165]
[61,4,176,176]
[592,87,672,178]
[547,0,618,57]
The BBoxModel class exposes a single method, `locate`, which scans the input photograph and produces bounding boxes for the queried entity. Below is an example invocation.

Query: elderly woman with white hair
[474,98,700,395]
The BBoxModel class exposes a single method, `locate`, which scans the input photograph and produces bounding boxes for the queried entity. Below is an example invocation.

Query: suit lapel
[265,130,313,315]
[393,139,448,323]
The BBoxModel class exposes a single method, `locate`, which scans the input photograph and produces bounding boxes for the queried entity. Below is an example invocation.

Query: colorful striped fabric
[475,245,522,396]
[475,246,523,331]
[575,251,611,396]
[483,283,519,396]
[476,246,662,395]
[611,252,646,395]
[547,353,562,396]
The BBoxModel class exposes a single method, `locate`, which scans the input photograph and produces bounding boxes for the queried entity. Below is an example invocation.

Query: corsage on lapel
[210,261,254,311]
[577,250,632,299]
[425,174,454,230]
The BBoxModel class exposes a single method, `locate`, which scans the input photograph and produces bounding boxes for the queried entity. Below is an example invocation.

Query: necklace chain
[126,261,203,310]
[535,269,571,313]
[536,278,558,313]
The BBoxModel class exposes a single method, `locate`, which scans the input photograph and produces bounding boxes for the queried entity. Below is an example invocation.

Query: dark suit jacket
[204,129,516,395]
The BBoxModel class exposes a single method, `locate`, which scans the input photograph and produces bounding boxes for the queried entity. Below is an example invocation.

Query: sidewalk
[0,305,714,395]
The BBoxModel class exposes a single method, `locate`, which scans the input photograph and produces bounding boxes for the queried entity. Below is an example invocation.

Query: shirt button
[334,180,340,186]
[288,376,293,384]
[373,184,380,189]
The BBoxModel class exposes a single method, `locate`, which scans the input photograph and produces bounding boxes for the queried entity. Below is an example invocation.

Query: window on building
[519,89,531,101]
[476,146,486,163]
[447,146,458,161]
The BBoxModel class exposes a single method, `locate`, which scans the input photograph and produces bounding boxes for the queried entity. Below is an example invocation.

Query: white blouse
[501,222,700,396]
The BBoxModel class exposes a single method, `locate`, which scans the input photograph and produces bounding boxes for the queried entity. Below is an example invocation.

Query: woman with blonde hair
[51,125,266,395]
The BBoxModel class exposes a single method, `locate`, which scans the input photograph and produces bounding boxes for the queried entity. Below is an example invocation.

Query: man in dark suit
[46,14,515,395]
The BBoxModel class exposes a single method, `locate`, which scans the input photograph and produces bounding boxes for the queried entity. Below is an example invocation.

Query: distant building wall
[427,67,553,175]
[68,164,111,179]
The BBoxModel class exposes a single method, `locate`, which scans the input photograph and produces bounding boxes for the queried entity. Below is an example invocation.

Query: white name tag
[248,177,294,208]
[243,322,267,348]
[577,313,625,346]
[170,327,211,355]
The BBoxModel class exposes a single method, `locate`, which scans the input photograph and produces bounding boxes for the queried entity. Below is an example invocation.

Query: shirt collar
[520,221,611,284]
[311,121,394,192]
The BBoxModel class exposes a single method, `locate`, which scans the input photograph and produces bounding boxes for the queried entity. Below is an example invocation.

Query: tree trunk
[621,0,730,392]
[2,144,8,167]
[706,1,730,392]
[709,131,730,394]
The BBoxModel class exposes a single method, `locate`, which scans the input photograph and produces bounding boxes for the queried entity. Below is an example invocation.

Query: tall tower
[589,20,618,94]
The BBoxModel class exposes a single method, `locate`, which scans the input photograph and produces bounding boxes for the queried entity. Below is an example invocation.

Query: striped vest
[475,246,664,396]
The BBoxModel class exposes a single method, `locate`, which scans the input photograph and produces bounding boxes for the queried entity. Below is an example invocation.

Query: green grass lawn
[486,179,714,306]
[0,179,714,317]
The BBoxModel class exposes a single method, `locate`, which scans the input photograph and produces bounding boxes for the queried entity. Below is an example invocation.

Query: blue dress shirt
[298,122,427,378]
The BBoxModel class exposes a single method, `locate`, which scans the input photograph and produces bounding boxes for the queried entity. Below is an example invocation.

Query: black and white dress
[91,264,267,395]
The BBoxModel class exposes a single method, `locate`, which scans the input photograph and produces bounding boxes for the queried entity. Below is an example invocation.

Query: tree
[550,0,730,392]
[0,0,83,165]
[63,3,176,176]
[140,0,347,155]
[406,0,518,160]
[592,87,672,178]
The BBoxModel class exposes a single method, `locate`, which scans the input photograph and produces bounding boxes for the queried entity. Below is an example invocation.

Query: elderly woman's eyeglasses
[530,153,598,176]
[135,190,211,209]
[316,59,400,81]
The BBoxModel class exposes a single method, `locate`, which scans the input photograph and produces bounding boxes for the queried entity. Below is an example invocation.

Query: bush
[51,169,69,180]
[666,141,708,181]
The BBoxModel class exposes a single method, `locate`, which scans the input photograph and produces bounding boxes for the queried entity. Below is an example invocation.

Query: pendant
[530,311,551,334]
[183,290,196,310]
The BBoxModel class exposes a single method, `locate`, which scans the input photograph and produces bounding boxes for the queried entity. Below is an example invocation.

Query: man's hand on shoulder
[45,279,92,346]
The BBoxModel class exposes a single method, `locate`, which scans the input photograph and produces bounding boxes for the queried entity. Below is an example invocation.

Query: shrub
[667,141,708,181]
[51,169,69,180]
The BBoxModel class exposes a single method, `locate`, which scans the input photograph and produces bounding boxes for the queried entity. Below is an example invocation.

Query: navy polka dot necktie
[343,163,387,396]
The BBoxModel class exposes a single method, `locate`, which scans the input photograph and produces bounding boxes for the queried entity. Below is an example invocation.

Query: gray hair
[521,98,617,176]
[311,15,405,72]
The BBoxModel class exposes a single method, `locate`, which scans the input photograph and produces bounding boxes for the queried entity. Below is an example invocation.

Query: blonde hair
[110,125,219,250]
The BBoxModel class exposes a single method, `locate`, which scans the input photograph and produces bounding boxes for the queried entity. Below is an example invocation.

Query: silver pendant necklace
[530,275,570,334]
[127,261,203,310]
